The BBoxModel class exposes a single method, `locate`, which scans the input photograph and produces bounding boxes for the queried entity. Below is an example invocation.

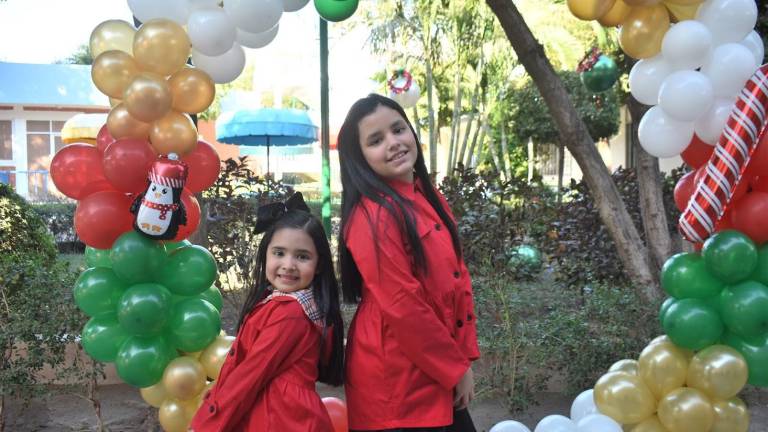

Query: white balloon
[403,82,422,108]
[284,0,310,12]
[188,7,236,56]
[187,0,220,11]
[128,0,190,24]
[694,97,735,145]
[576,414,622,432]
[570,389,599,424]
[702,43,758,98]
[224,0,283,34]
[534,415,577,432]
[629,55,673,106]
[490,420,533,432]
[696,0,758,44]
[661,21,713,70]
[237,24,279,49]
[638,106,695,158]
[741,31,765,67]
[658,70,714,122]
[192,44,246,84]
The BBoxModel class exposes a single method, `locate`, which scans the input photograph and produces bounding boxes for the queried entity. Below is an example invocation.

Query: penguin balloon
[130,153,188,240]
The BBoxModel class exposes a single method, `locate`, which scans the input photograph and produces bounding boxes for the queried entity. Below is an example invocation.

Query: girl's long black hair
[237,210,344,386]
[337,94,462,304]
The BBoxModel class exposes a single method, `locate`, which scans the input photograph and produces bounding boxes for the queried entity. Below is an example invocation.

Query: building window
[0,120,11,160]
[26,120,63,200]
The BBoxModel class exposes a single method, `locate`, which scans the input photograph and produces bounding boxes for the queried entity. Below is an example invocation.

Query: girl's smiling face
[265,227,318,293]
[358,105,418,183]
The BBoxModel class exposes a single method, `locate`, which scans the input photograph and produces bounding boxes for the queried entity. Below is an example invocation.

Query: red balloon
[74,190,134,249]
[748,131,768,177]
[96,124,115,153]
[322,397,348,432]
[50,144,109,200]
[182,140,221,194]
[102,138,157,193]
[731,191,768,243]
[172,189,201,241]
[673,170,696,212]
[752,176,768,193]
[681,135,714,169]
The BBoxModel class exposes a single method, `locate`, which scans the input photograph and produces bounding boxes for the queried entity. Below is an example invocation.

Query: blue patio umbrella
[216,108,319,176]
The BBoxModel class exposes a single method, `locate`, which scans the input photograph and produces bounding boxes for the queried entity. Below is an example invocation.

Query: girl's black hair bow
[254,192,311,234]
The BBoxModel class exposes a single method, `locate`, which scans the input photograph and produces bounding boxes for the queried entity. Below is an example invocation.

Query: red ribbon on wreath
[679,64,768,243]
[388,69,413,95]
[576,47,601,73]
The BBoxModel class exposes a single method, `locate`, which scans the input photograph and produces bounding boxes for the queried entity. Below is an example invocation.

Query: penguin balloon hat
[130,153,189,240]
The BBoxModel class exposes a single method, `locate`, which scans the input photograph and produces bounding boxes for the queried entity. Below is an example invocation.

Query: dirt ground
[5,383,768,431]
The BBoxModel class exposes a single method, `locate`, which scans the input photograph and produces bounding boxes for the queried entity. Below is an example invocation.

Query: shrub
[32,202,80,253]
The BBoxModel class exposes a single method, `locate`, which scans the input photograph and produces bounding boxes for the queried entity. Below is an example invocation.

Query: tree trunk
[472,119,488,168]
[500,123,510,180]
[426,60,437,179]
[465,114,482,168]
[486,0,659,301]
[412,106,422,144]
[628,98,676,274]
[557,141,565,204]
[447,74,462,175]
[1,394,5,432]
[188,194,209,247]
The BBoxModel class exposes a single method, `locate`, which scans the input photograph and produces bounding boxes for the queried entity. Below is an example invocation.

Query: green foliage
[32,202,79,252]
[56,43,93,65]
[0,184,87,402]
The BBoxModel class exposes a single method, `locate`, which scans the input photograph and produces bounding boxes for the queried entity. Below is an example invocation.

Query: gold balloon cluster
[566,0,704,59]
[595,336,750,432]
[140,334,235,432]
[89,19,216,156]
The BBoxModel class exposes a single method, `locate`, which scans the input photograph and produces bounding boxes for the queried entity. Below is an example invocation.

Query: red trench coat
[344,179,480,430]
[191,296,333,432]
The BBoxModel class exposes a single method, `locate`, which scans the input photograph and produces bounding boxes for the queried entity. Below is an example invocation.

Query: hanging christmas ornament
[130,153,189,240]
[388,69,421,109]
[314,0,359,22]
[578,47,619,93]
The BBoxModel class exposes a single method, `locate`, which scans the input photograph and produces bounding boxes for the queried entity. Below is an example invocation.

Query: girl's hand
[454,366,474,409]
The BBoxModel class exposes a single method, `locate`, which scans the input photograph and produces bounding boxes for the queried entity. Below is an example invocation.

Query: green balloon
[662,298,723,350]
[85,246,112,268]
[722,332,768,387]
[509,245,542,270]
[110,231,166,285]
[81,315,129,363]
[314,0,359,22]
[199,285,224,312]
[702,230,757,284]
[167,298,221,352]
[719,280,768,339]
[117,283,172,336]
[750,243,768,286]
[659,297,676,327]
[661,253,723,299]
[115,335,177,388]
[158,245,217,296]
[580,55,619,93]
[74,267,128,317]
[164,239,192,254]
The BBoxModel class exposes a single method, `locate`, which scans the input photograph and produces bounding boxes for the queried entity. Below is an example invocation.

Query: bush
[32,202,80,253]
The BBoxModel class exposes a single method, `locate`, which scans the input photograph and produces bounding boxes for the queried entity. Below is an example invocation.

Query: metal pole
[319,18,332,237]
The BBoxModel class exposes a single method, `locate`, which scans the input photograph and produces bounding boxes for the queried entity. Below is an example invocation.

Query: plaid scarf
[261,286,324,327]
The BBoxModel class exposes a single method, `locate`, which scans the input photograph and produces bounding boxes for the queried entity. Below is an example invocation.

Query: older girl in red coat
[338,94,480,431]
[191,193,344,432]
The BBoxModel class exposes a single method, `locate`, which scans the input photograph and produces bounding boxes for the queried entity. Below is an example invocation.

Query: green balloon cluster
[314,0,359,22]
[76,232,221,388]
[660,230,768,386]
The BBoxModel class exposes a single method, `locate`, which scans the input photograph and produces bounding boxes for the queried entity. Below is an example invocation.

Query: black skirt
[351,408,477,432]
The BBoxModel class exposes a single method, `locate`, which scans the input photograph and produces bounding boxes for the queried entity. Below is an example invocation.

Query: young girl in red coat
[338,94,480,432]
[191,192,344,432]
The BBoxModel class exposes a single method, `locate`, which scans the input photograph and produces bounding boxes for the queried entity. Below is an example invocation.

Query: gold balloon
[619,4,670,59]
[657,387,713,432]
[123,72,172,122]
[91,50,139,99]
[623,0,661,5]
[140,381,169,408]
[183,350,202,359]
[133,19,191,77]
[663,0,702,5]
[200,335,235,380]
[686,345,748,400]
[627,415,670,432]
[609,359,639,375]
[664,3,700,21]
[567,0,615,21]
[598,0,632,26]
[109,97,122,108]
[163,357,207,401]
[169,68,216,114]
[711,397,749,432]
[106,104,151,140]
[90,19,135,58]
[159,398,198,432]
[638,341,689,399]
[595,371,657,424]
[150,111,198,156]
